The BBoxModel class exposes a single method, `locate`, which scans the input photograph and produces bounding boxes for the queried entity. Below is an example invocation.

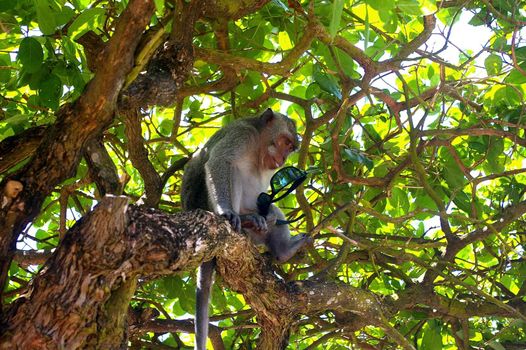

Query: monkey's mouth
[271,155,285,169]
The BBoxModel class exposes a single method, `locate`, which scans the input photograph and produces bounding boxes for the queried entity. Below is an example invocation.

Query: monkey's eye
[283,137,294,150]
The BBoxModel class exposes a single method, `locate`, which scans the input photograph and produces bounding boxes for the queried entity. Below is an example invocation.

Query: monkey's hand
[221,210,242,232]
[240,213,268,233]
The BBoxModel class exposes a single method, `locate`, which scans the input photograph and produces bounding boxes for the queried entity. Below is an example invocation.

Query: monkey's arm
[204,126,257,230]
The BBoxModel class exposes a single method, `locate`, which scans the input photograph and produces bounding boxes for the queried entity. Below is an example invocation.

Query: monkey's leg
[195,260,215,350]
[268,229,311,263]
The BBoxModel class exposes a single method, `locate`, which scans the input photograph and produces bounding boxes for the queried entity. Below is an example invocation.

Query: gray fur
[181,108,309,349]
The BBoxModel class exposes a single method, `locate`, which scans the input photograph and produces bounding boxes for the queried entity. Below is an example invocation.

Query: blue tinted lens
[271,166,305,192]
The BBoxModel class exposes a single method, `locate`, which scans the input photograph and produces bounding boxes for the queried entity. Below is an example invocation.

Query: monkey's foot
[240,213,267,232]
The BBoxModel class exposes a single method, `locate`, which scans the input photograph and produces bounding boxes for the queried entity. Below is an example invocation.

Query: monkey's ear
[260,108,275,124]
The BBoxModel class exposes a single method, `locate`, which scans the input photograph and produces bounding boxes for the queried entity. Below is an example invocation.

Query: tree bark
[0,0,155,299]
[0,196,387,349]
[0,197,231,349]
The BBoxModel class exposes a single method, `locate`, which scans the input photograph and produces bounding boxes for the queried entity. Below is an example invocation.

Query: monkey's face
[265,133,295,169]
[5,180,24,199]
[259,109,299,170]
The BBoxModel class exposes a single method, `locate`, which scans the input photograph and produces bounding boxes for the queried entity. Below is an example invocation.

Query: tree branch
[1,196,393,349]
[0,126,46,174]
[123,109,163,207]
[0,0,155,306]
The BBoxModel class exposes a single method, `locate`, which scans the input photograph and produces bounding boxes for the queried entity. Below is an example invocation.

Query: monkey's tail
[195,259,215,350]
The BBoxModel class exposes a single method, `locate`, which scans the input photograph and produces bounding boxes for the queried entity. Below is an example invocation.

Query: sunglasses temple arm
[271,176,307,203]
[276,214,305,226]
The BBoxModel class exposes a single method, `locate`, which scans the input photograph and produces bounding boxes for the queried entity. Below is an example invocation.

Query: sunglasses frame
[256,166,307,225]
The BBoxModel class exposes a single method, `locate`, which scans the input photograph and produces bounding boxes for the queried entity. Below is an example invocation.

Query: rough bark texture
[0,0,155,300]
[217,236,388,349]
[0,197,232,349]
[123,109,163,207]
[0,196,384,349]
[0,126,47,174]
[202,0,271,20]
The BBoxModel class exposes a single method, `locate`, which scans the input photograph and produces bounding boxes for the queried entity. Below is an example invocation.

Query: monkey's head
[258,108,299,170]
[4,180,24,199]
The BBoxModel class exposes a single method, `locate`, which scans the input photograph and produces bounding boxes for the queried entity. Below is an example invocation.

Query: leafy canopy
[1,0,526,349]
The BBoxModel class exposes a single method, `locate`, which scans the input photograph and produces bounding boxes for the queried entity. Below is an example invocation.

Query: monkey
[181,108,310,349]
[2,180,23,209]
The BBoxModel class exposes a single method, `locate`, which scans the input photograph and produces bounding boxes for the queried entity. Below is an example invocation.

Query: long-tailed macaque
[181,108,310,349]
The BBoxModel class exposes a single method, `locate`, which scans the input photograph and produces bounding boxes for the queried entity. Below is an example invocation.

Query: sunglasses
[256,166,307,225]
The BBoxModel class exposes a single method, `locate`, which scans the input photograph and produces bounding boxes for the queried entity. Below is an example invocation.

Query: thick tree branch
[201,0,271,20]
[0,196,392,349]
[131,318,225,350]
[119,0,203,108]
[0,0,155,305]
[385,15,437,65]
[0,126,46,174]
[0,197,232,348]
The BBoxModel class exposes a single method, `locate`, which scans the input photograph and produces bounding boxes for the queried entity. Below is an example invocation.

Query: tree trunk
[0,197,231,349]
[0,195,388,349]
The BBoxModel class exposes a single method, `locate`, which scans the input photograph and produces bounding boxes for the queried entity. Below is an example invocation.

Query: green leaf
[329,0,344,39]
[364,4,369,50]
[71,0,91,9]
[452,191,472,215]
[512,46,526,62]
[468,12,486,26]
[421,320,442,350]
[17,37,44,73]
[492,36,507,51]
[413,191,438,212]
[0,54,11,83]
[0,0,14,11]
[485,137,504,173]
[390,187,410,211]
[504,66,526,84]
[162,276,183,299]
[440,148,466,190]
[278,31,293,50]
[67,8,106,39]
[179,282,196,313]
[380,9,398,32]
[154,0,165,15]
[305,82,322,99]
[212,284,227,310]
[313,65,342,99]
[35,0,57,35]
[484,54,502,76]
[55,7,75,27]
[343,148,374,170]
[367,0,396,11]
[38,74,63,110]
[397,0,422,16]
[35,229,48,250]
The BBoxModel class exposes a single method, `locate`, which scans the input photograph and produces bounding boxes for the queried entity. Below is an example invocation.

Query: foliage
[1,0,526,349]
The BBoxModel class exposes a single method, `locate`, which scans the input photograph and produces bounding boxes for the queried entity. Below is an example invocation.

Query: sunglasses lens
[271,167,305,192]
